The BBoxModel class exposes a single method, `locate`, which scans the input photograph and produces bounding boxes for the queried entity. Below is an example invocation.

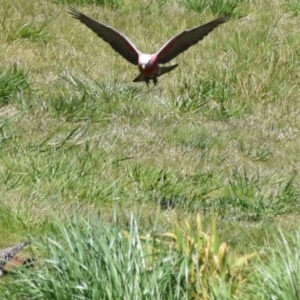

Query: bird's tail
[132,74,145,82]
[132,64,178,84]
[158,64,178,77]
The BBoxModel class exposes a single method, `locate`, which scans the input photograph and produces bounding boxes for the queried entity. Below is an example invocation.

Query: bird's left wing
[68,7,140,65]
[156,16,230,64]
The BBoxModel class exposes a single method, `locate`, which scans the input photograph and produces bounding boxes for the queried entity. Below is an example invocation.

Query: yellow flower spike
[204,235,211,252]
[184,219,191,232]
[213,255,220,272]
[218,242,228,264]
[204,247,209,263]
[196,213,202,232]
[158,214,256,299]
[161,232,177,240]
[199,263,205,274]
[235,252,257,267]
[211,213,220,255]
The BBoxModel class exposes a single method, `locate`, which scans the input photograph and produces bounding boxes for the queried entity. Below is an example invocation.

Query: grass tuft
[5,213,257,299]
[0,65,30,106]
[46,75,145,121]
[249,230,300,299]
[177,0,209,13]
[6,214,186,299]
[52,0,121,8]
[286,0,300,15]
[209,0,242,15]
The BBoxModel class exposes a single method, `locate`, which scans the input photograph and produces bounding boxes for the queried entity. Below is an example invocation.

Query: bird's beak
[142,64,146,70]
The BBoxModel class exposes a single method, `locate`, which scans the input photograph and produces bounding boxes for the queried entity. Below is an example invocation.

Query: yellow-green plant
[160,214,256,299]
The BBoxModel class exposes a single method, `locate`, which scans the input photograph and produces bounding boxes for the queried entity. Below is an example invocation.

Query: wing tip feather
[68,6,81,19]
[217,15,231,24]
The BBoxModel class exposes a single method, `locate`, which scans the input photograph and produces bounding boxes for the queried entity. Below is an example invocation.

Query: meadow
[0,0,300,298]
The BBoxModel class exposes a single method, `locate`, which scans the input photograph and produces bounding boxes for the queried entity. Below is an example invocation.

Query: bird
[0,240,30,276]
[68,7,231,86]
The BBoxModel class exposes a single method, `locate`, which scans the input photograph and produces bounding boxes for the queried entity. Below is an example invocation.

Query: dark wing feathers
[157,16,230,64]
[68,7,139,65]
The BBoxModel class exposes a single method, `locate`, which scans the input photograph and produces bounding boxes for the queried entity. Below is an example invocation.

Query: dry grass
[0,0,300,277]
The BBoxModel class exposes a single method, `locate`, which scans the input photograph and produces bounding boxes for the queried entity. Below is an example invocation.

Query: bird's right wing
[68,7,140,65]
[156,16,230,64]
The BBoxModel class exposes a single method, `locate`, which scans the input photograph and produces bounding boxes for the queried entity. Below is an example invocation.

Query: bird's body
[68,7,230,86]
[0,241,30,276]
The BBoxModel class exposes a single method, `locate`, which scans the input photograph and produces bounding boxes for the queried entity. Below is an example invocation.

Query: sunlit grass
[0,0,300,298]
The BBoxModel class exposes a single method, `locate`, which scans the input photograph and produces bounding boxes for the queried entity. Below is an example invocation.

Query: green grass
[246,229,300,299]
[52,0,121,8]
[0,0,300,298]
[178,0,244,16]
[5,215,189,299]
[1,214,256,299]
[0,65,29,106]
[286,0,300,15]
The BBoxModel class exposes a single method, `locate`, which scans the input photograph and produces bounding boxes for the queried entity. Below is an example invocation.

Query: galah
[68,7,230,86]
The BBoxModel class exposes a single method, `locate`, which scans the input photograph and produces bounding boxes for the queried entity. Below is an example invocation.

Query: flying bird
[0,240,30,276]
[68,7,230,86]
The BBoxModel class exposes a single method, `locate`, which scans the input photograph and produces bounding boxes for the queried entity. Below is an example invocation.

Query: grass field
[0,0,300,299]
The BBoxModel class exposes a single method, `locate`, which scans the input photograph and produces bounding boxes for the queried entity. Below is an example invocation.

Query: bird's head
[139,55,153,70]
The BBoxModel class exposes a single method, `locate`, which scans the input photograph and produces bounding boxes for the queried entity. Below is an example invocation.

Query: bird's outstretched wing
[156,16,230,64]
[68,7,140,65]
